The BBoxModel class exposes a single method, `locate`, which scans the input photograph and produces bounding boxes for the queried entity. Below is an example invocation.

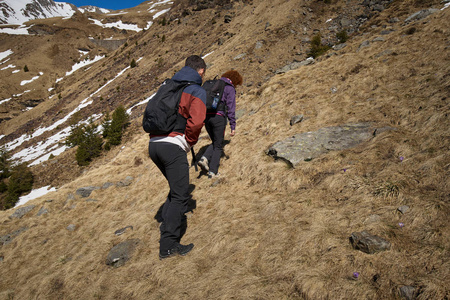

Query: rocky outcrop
[267,123,396,167]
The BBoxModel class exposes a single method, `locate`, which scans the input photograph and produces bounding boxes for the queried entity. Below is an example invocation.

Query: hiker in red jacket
[148,55,207,259]
[198,70,243,178]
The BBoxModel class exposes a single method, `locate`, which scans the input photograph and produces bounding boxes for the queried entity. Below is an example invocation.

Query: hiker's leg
[152,143,190,251]
[208,115,226,174]
[203,116,214,161]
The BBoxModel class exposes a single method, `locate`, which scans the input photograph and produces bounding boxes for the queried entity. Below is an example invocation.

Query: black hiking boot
[159,243,194,260]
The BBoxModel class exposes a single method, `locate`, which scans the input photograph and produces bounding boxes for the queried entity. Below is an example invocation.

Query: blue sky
[65,0,146,10]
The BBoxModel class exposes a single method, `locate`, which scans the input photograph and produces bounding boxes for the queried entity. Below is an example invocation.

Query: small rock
[373,37,385,42]
[397,205,410,214]
[404,9,439,23]
[9,205,36,219]
[116,176,134,187]
[67,224,76,231]
[114,226,133,236]
[102,182,114,189]
[349,231,391,254]
[76,186,99,198]
[333,43,347,51]
[1,227,28,246]
[359,40,370,49]
[86,199,98,202]
[233,53,246,60]
[36,207,49,216]
[224,15,232,23]
[67,193,75,201]
[106,239,140,268]
[290,115,304,126]
[364,214,381,224]
[399,285,416,300]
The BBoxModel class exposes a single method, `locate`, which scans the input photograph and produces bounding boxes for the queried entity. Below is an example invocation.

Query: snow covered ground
[14,186,56,208]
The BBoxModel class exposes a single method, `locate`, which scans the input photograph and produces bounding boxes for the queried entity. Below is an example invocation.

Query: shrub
[24,65,29,72]
[336,30,348,43]
[0,147,11,179]
[75,123,103,166]
[104,105,129,148]
[3,163,34,209]
[130,59,137,68]
[307,34,331,58]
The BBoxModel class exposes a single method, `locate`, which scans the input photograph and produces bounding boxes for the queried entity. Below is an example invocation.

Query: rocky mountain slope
[0,0,449,299]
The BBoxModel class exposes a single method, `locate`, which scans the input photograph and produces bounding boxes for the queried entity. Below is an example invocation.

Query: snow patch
[15,186,56,207]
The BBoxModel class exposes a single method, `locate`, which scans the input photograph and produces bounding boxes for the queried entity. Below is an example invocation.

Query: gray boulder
[350,231,391,254]
[404,9,439,23]
[267,123,392,167]
[106,239,140,267]
[399,285,417,300]
[0,227,28,247]
[9,205,36,219]
[75,186,100,198]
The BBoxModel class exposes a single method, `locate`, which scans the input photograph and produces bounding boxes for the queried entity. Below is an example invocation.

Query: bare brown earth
[0,0,449,299]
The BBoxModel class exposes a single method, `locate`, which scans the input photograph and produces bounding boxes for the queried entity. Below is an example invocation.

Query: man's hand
[230,130,235,137]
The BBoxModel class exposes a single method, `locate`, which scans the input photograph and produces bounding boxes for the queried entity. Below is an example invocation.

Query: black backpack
[202,78,231,113]
[142,79,196,135]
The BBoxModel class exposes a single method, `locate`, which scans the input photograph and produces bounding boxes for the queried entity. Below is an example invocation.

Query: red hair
[221,70,243,86]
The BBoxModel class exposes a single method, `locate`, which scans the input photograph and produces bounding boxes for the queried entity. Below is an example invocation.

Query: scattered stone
[116,176,134,187]
[333,43,347,51]
[105,239,140,268]
[389,17,400,23]
[290,115,304,126]
[380,30,393,35]
[364,214,381,224]
[67,193,75,201]
[373,37,385,42]
[233,53,246,60]
[1,227,28,246]
[275,57,315,74]
[0,256,3,262]
[267,123,394,167]
[36,207,49,216]
[349,231,391,254]
[399,285,416,300]
[359,40,370,50]
[114,226,133,236]
[86,199,98,203]
[375,49,393,58]
[67,224,76,231]
[255,41,264,49]
[9,205,36,219]
[76,186,100,198]
[404,9,439,23]
[224,15,232,23]
[102,182,114,189]
[397,205,410,214]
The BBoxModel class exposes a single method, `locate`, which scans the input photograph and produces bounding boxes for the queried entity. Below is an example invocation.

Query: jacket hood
[172,66,203,85]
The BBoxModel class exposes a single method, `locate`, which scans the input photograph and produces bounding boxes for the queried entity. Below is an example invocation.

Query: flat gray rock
[350,231,391,254]
[106,239,140,267]
[9,205,36,219]
[267,123,391,167]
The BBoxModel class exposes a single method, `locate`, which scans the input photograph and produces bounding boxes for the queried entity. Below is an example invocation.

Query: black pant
[149,142,189,253]
[203,114,227,174]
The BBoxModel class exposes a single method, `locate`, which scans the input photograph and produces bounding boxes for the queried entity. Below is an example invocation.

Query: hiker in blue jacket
[148,55,207,259]
[198,70,243,178]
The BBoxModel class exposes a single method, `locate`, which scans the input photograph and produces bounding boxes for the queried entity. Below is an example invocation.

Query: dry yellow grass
[0,0,449,299]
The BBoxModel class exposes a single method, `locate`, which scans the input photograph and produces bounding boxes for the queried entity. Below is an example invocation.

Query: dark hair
[185,55,206,71]
[221,70,243,86]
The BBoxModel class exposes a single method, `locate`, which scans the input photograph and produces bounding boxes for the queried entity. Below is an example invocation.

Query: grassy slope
[0,0,449,299]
